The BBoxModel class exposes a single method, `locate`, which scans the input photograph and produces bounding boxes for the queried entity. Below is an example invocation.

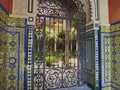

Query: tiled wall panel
[0,28,8,90]
[100,24,120,90]
[0,6,25,90]
[27,25,34,90]
[110,24,120,90]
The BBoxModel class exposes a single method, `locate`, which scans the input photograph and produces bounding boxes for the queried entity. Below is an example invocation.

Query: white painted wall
[10,0,28,18]
[98,0,109,25]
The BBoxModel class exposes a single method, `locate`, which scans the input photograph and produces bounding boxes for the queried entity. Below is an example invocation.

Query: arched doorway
[31,0,86,90]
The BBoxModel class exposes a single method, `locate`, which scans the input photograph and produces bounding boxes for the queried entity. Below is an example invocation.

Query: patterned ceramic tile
[111,24,120,32]
[7,17,25,27]
[110,32,120,89]
[0,27,25,90]
[101,26,111,89]
[0,8,8,25]
[0,6,25,89]
[101,24,120,90]
[0,6,9,90]
[101,26,110,32]
[27,25,34,90]
[0,28,8,90]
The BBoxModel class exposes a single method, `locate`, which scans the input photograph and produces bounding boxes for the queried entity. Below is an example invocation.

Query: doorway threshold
[54,85,92,90]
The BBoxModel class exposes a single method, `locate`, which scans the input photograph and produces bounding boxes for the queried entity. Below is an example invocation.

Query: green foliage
[72,12,81,29]
[55,50,65,61]
[71,33,77,41]
[45,55,58,66]
[57,31,65,42]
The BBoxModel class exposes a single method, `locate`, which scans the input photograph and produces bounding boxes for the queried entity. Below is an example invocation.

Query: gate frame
[30,13,86,90]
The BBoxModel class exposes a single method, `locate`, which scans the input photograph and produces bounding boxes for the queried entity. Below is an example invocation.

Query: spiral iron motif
[34,67,78,89]
[39,67,78,89]
[45,68,62,89]
[63,68,78,87]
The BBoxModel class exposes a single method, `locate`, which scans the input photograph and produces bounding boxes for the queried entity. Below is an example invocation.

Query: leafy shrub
[45,55,58,66]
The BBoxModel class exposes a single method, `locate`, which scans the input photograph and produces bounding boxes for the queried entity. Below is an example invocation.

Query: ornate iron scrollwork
[33,0,86,90]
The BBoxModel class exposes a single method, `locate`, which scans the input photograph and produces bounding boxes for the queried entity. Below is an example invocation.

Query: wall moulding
[86,20,100,32]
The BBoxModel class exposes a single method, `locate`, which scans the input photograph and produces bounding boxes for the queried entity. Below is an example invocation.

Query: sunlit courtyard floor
[54,85,92,90]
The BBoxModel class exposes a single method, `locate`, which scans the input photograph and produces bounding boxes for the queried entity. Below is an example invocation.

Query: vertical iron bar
[83,14,87,85]
[61,18,64,68]
[61,18,64,88]
[58,18,60,68]
[77,19,81,86]
[69,19,71,67]
[48,17,50,69]
[70,19,72,67]
[73,24,75,67]
[57,18,61,67]
[65,19,68,67]
[43,16,46,90]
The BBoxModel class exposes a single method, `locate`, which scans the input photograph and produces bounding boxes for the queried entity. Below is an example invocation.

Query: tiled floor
[54,85,92,90]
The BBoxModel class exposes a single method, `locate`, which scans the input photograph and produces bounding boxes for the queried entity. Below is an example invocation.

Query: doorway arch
[28,0,87,90]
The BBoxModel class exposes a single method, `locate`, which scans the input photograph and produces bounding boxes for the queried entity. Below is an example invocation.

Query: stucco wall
[109,0,120,24]
[11,0,28,18]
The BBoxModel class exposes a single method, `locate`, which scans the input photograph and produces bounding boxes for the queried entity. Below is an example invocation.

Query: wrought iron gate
[32,13,86,90]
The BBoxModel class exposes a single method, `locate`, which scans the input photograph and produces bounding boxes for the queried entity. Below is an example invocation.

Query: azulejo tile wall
[0,5,26,90]
[0,7,8,25]
[7,17,25,90]
[100,26,111,89]
[0,28,8,90]
[4,29,20,90]
[27,25,34,90]
[110,24,120,90]
[100,24,120,90]
[0,5,9,90]
[7,17,25,27]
